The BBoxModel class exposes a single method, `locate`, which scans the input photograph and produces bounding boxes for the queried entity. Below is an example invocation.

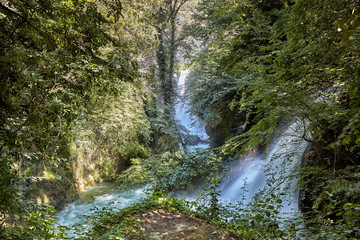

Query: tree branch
[0,3,40,32]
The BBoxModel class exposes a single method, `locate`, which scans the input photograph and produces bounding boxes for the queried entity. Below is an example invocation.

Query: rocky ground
[136,210,238,240]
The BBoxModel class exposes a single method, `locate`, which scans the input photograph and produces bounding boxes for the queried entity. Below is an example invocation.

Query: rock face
[25,170,78,210]
[204,111,248,148]
[185,134,202,146]
[205,123,227,148]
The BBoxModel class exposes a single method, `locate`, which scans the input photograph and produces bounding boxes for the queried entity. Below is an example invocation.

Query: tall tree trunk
[167,16,177,109]
[156,27,168,104]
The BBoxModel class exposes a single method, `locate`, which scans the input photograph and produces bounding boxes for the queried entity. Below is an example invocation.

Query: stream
[175,69,210,150]
[56,183,147,237]
[57,70,308,235]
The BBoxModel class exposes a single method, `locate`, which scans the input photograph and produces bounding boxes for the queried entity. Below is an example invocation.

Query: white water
[56,70,308,236]
[175,70,210,150]
[56,70,209,236]
[220,153,265,204]
[175,70,309,214]
[219,122,309,214]
[56,184,147,237]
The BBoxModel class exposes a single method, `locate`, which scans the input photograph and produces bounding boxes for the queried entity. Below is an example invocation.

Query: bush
[169,149,224,190]
[116,151,182,190]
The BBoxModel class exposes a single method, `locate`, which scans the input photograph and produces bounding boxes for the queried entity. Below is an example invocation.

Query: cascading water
[175,70,309,214]
[175,70,210,150]
[219,153,266,205]
[219,122,309,214]
[56,70,209,236]
[56,70,308,237]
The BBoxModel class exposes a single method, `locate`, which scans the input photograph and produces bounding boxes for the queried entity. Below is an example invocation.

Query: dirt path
[136,210,238,239]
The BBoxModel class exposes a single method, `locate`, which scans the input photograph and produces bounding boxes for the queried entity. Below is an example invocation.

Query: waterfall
[174,70,308,214]
[55,70,209,236]
[175,70,308,214]
[219,122,309,213]
[174,70,210,150]
[56,70,308,236]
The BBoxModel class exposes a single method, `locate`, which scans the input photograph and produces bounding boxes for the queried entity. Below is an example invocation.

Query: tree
[154,0,189,110]
[187,0,288,148]
[188,0,360,236]
[0,0,159,236]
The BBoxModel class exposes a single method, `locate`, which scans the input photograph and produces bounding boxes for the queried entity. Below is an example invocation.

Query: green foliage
[189,0,360,154]
[221,195,290,239]
[309,179,360,239]
[169,149,224,190]
[188,178,295,239]
[154,0,190,108]
[117,148,227,193]
[186,74,237,126]
[146,102,182,153]
[0,155,19,216]
[1,204,67,240]
[1,0,358,238]
[116,151,182,190]
[73,186,299,240]
[0,0,163,235]
[191,177,222,221]
[70,81,152,188]
[299,166,360,239]
[188,1,360,238]
[188,0,290,150]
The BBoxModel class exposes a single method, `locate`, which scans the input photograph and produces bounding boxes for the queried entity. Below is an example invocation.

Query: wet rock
[185,134,202,146]
[205,123,226,148]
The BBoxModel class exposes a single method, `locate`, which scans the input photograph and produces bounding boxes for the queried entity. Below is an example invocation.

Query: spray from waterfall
[57,70,309,237]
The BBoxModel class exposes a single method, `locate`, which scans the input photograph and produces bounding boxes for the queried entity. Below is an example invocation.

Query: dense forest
[0,0,359,239]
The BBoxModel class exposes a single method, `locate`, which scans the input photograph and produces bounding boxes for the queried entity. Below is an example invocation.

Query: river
[57,70,308,236]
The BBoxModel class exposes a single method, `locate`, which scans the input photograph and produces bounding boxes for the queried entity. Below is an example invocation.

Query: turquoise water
[56,71,307,238]
[56,183,147,237]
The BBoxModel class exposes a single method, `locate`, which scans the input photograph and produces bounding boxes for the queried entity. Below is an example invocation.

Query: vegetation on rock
[186,0,360,238]
[1,0,359,239]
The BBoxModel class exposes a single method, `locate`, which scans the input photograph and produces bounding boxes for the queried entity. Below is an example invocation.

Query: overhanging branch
[0,3,40,32]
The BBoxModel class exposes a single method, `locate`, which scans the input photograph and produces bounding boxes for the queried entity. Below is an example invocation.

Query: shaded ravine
[56,70,211,236]
[56,70,309,236]
[176,70,309,214]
